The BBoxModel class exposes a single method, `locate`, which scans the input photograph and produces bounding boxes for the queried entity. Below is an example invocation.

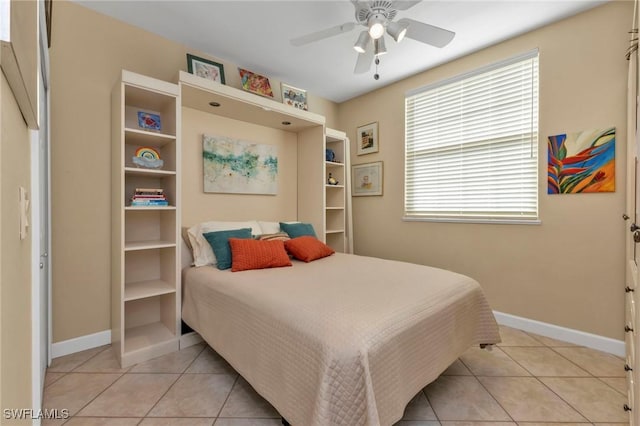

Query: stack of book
[130,188,169,207]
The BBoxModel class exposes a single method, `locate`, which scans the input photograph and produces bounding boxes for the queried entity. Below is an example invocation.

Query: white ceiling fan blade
[398,18,455,48]
[392,1,422,11]
[354,46,375,74]
[290,22,356,47]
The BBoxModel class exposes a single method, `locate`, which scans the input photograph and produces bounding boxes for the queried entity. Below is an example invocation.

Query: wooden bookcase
[111,70,181,367]
[325,129,353,253]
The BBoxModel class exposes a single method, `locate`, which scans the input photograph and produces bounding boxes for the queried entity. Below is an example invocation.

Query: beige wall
[182,108,298,227]
[1,73,33,421]
[50,1,338,343]
[338,2,629,340]
[9,0,38,120]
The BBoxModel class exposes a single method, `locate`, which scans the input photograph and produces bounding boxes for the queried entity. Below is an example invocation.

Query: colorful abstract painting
[203,134,278,195]
[238,68,274,98]
[547,127,615,194]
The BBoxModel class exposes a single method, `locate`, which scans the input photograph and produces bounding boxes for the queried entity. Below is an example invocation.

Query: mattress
[182,252,500,426]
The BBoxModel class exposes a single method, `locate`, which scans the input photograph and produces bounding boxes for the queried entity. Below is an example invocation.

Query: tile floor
[43,326,629,426]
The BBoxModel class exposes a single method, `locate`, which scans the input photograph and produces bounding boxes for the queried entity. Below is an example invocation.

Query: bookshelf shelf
[124,279,175,301]
[123,321,176,355]
[124,240,176,251]
[125,206,176,211]
[124,167,176,177]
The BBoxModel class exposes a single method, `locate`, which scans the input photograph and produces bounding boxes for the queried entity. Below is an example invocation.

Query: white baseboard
[493,311,625,357]
[51,329,111,359]
[51,329,203,359]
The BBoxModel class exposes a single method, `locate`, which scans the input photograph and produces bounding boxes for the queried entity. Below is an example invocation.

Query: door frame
[31,0,51,416]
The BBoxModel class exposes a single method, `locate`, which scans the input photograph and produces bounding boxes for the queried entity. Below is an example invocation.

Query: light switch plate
[19,186,29,240]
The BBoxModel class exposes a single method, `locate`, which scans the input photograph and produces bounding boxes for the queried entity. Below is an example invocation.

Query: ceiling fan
[290,0,455,77]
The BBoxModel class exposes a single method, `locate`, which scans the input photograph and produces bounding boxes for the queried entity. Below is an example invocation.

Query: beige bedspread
[182,253,500,426]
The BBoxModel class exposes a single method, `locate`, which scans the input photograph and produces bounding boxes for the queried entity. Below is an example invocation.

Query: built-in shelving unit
[112,71,354,358]
[111,70,181,367]
[325,129,353,253]
[179,71,328,240]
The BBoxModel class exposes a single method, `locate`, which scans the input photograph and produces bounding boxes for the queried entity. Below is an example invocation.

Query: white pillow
[257,221,281,235]
[187,220,262,267]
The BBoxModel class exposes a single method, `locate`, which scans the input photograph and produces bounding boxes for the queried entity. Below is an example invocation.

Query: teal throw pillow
[279,222,317,238]
[203,228,253,270]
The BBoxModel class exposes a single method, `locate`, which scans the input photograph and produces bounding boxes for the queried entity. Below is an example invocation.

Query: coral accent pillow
[284,236,335,262]
[229,238,292,272]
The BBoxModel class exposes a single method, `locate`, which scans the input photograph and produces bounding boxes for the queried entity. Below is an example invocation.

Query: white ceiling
[77,0,607,103]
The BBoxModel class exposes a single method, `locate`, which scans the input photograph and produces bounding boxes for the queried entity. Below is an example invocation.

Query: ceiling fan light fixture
[368,14,386,39]
[353,30,370,53]
[374,37,387,56]
[387,21,408,42]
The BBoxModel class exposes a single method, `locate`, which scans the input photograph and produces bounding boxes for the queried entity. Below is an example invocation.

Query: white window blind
[404,50,539,222]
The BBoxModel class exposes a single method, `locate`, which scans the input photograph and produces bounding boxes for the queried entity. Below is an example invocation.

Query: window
[404,50,539,223]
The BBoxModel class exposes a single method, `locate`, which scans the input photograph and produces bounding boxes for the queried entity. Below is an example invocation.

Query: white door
[625,4,640,421]
[32,2,52,411]
[38,63,50,372]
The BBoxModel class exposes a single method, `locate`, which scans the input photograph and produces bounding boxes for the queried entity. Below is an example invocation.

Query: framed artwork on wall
[352,161,383,196]
[357,122,379,155]
[281,83,308,111]
[547,127,615,194]
[203,134,278,195]
[187,54,226,84]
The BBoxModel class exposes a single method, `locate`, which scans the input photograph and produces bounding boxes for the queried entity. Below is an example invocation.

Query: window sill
[402,216,542,225]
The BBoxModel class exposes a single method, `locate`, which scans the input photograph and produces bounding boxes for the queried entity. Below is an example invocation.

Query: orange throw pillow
[229,238,292,272]
[284,236,335,262]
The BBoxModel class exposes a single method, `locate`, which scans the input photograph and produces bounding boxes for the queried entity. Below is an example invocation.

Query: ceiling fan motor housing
[356,1,397,25]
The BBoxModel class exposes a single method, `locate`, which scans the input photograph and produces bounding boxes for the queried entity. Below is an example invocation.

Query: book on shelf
[130,200,169,206]
[131,195,165,199]
[134,188,163,195]
[130,187,168,206]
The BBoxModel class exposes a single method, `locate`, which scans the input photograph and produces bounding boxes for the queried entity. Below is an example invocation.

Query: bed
[181,250,500,426]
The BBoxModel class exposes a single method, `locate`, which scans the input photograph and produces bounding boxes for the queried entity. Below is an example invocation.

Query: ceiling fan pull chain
[374,57,380,80]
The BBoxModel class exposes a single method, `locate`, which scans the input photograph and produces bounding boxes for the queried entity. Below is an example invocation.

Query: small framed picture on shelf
[187,53,226,84]
[137,111,161,132]
[281,83,308,111]
[238,68,274,98]
[356,122,379,155]
[352,161,383,196]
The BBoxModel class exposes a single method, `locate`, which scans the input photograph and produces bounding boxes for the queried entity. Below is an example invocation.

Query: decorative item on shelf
[281,83,308,111]
[327,173,339,185]
[132,146,164,169]
[187,53,226,84]
[325,148,336,162]
[238,68,274,98]
[356,122,379,155]
[137,111,162,132]
[130,187,168,207]
[352,161,383,196]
